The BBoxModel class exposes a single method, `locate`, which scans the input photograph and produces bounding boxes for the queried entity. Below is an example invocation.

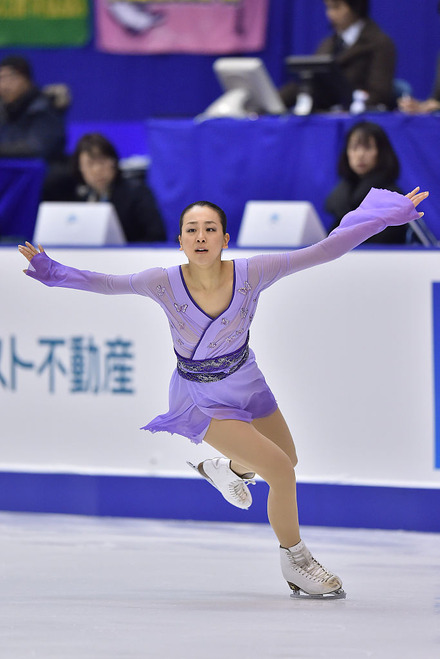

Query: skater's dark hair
[179,201,228,235]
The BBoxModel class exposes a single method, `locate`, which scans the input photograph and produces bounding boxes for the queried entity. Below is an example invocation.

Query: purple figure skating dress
[25,189,418,443]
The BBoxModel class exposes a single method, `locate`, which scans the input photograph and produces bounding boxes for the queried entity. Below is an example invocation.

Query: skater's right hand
[18,241,45,271]
[405,187,429,218]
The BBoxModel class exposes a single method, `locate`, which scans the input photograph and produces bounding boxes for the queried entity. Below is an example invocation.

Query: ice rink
[0,512,439,659]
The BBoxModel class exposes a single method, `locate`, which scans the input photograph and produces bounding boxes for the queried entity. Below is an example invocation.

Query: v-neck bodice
[178,263,236,321]
[165,258,257,360]
[25,189,420,442]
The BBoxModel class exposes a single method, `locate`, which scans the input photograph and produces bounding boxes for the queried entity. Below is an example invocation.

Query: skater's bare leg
[230,408,298,477]
[252,408,298,467]
[204,418,300,547]
[204,413,344,597]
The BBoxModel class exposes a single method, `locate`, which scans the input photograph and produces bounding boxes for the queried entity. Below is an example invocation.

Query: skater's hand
[406,187,429,218]
[18,242,45,272]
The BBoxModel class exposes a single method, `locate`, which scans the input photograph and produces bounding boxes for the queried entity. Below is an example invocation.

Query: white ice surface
[0,513,439,659]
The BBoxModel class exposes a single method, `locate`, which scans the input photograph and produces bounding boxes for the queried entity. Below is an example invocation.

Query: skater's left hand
[18,242,45,271]
[406,187,429,218]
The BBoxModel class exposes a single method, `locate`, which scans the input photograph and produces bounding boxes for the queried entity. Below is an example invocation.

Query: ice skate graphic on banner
[106,2,165,34]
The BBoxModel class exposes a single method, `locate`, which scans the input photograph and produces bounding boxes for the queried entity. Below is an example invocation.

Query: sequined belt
[176,336,249,383]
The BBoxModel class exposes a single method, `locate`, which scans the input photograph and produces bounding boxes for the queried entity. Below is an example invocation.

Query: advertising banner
[0,0,90,47]
[95,0,269,54]
[1,246,440,488]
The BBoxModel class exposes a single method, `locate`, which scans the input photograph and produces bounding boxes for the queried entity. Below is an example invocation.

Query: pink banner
[95,0,269,54]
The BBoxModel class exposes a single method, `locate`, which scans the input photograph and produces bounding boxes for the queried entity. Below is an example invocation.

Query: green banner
[0,0,90,46]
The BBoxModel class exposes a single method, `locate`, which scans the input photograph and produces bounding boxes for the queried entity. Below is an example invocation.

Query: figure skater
[18,186,428,599]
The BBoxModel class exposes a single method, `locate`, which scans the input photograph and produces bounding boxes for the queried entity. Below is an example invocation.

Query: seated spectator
[398,55,440,114]
[0,54,67,162]
[43,132,166,243]
[325,121,412,244]
[280,0,396,113]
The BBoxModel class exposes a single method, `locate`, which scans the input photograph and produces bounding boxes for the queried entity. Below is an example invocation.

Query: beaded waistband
[176,335,249,383]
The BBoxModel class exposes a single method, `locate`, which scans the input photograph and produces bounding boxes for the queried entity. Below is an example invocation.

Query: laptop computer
[237,200,327,247]
[33,202,126,246]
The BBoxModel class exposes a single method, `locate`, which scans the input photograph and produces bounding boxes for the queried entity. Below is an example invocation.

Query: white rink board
[1,246,440,488]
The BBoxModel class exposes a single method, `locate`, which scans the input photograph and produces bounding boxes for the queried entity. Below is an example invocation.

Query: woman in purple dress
[18,186,428,599]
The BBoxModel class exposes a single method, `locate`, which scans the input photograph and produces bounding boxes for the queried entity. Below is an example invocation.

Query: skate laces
[228,476,255,503]
[242,476,256,486]
[288,548,336,584]
[303,558,334,583]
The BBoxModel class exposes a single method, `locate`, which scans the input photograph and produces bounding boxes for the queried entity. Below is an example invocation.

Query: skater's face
[347,130,378,176]
[179,205,229,264]
[324,1,357,32]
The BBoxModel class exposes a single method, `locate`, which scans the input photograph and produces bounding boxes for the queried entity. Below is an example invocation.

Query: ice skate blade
[187,460,209,480]
[289,586,346,600]
[186,461,217,487]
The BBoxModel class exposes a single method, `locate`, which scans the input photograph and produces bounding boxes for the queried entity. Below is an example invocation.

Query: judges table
[1,115,439,245]
[0,159,46,242]
[146,113,440,243]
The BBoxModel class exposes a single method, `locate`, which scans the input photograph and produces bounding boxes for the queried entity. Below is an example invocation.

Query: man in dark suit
[280,0,396,112]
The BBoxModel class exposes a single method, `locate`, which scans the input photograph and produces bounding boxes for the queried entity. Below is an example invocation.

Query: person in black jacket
[0,55,66,162]
[44,132,166,243]
[325,121,409,244]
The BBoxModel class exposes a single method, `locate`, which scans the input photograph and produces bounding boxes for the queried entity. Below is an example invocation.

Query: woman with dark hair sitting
[325,121,410,244]
[44,132,166,243]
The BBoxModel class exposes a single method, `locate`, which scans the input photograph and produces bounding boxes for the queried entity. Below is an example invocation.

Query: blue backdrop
[0,0,438,121]
[146,114,440,242]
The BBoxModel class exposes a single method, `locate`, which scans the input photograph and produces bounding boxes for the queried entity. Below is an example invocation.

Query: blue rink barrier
[0,472,439,533]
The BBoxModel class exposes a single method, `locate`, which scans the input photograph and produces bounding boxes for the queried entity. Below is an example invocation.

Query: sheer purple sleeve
[248,188,419,290]
[25,252,162,297]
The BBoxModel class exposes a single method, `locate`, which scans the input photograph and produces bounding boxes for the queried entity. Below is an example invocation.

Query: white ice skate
[187,457,255,510]
[280,540,346,599]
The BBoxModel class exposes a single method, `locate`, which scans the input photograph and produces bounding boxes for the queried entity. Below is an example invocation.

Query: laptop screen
[33,202,126,246]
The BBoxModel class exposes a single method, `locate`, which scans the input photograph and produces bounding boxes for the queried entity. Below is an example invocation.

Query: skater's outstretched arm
[18,241,161,297]
[250,187,429,288]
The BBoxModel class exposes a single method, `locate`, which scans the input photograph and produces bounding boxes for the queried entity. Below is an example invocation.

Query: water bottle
[350,90,368,114]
